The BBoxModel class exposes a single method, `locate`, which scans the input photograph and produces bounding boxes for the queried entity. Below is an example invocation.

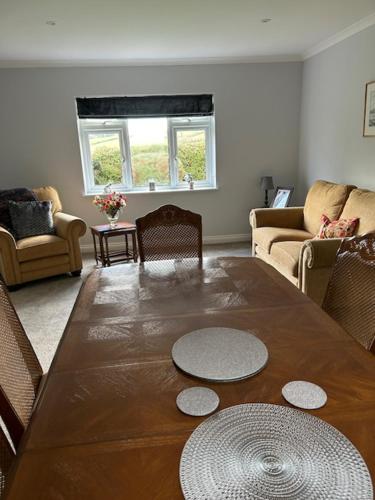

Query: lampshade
[260,176,274,190]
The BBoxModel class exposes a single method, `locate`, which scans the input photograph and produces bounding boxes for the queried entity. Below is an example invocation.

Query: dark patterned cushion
[8,201,55,240]
[0,188,37,232]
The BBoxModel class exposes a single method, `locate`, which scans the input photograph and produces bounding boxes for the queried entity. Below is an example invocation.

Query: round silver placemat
[176,387,219,416]
[172,327,268,382]
[180,403,373,500]
[282,380,327,410]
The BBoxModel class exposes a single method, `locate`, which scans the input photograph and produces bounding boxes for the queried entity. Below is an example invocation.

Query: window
[76,95,215,194]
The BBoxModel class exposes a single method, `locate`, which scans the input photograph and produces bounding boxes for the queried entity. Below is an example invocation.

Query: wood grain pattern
[4,257,375,499]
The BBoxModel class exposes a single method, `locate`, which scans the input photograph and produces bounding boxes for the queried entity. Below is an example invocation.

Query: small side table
[91,222,138,267]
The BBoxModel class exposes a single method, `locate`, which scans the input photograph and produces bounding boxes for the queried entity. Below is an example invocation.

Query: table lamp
[260,176,274,208]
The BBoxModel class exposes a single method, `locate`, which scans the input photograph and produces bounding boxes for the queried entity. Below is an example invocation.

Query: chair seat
[16,234,68,262]
[253,227,312,254]
[270,241,303,278]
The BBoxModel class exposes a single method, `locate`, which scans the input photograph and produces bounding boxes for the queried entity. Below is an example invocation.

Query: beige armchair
[0,186,86,286]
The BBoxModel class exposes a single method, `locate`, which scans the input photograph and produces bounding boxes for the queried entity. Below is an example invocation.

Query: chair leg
[71,270,82,277]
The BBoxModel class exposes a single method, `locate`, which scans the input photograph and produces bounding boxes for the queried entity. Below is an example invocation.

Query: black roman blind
[76,94,214,119]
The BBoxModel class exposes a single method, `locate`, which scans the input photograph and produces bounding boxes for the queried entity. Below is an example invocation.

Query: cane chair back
[0,282,43,448]
[136,205,202,262]
[0,426,14,497]
[322,234,375,352]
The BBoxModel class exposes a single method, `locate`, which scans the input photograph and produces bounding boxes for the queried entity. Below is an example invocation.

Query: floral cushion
[317,214,359,239]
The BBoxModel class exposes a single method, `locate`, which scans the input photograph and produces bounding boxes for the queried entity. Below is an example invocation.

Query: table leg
[92,232,98,265]
[125,233,129,257]
[105,235,110,267]
[99,234,105,267]
[132,231,138,263]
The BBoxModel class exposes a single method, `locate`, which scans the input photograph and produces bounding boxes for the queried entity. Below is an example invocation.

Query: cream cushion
[270,241,303,277]
[16,234,68,262]
[253,227,313,253]
[303,180,355,235]
[340,189,375,235]
[33,186,63,214]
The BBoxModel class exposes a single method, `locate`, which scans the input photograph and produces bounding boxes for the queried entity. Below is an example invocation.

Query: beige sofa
[0,186,86,286]
[250,180,375,305]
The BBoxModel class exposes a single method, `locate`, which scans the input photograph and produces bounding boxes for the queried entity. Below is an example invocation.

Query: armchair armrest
[0,226,16,248]
[250,207,304,230]
[0,226,19,285]
[54,212,86,240]
[54,212,86,272]
[301,238,342,269]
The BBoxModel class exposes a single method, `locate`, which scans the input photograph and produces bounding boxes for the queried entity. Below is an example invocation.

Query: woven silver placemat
[180,403,373,500]
[176,387,220,416]
[282,380,327,409]
[172,327,268,382]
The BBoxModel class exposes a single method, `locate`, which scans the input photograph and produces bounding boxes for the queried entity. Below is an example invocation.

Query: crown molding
[0,54,302,69]
[303,12,375,60]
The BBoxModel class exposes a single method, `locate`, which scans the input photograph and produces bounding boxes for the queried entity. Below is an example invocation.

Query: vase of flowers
[93,191,127,229]
[184,173,194,190]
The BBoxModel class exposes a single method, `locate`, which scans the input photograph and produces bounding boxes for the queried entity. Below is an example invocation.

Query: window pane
[89,132,123,185]
[176,129,206,183]
[128,118,169,187]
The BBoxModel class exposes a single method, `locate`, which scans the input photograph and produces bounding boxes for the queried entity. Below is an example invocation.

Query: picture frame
[271,186,294,208]
[363,81,375,137]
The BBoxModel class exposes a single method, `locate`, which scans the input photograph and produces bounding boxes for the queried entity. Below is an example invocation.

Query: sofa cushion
[303,180,355,235]
[33,186,63,214]
[16,234,68,262]
[253,227,313,253]
[270,241,303,278]
[340,189,375,235]
[9,200,55,240]
[0,188,37,232]
[317,214,359,239]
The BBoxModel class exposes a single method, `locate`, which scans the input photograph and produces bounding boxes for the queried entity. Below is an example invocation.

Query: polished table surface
[5,257,375,499]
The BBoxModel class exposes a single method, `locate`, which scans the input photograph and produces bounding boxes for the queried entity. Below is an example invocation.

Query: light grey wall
[298,25,375,203]
[0,63,302,244]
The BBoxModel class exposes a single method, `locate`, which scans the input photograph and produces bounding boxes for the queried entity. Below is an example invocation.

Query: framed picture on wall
[363,81,375,137]
[271,186,294,208]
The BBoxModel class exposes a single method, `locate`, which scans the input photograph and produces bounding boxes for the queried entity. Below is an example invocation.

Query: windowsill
[83,186,218,196]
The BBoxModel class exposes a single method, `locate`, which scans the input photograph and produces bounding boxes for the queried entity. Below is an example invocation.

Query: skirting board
[80,233,250,253]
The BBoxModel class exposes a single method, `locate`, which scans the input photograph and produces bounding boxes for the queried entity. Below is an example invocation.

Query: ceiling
[0,0,374,66]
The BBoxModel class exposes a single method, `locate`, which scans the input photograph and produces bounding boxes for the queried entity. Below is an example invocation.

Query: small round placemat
[180,403,373,499]
[176,387,219,416]
[172,327,268,382]
[282,381,327,409]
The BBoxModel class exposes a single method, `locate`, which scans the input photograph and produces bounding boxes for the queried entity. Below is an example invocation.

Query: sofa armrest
[54,212,86,240]
[250,207,304,230]
[300,238,342,269]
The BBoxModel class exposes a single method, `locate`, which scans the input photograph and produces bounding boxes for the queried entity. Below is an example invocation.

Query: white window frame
[77,116,216,195]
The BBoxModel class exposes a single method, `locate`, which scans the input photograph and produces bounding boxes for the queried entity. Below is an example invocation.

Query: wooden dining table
[5,257,375,499]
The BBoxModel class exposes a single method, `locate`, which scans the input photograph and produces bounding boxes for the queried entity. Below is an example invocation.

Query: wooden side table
[91,222,138,267]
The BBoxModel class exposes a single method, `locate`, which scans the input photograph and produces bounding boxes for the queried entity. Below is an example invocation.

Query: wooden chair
[0,281,43,448]
[322,234,375,352]
[0,426,15,497]
[136,205,202,262]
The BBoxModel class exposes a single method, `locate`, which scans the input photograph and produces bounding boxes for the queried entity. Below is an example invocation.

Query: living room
[0,1,374,498]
